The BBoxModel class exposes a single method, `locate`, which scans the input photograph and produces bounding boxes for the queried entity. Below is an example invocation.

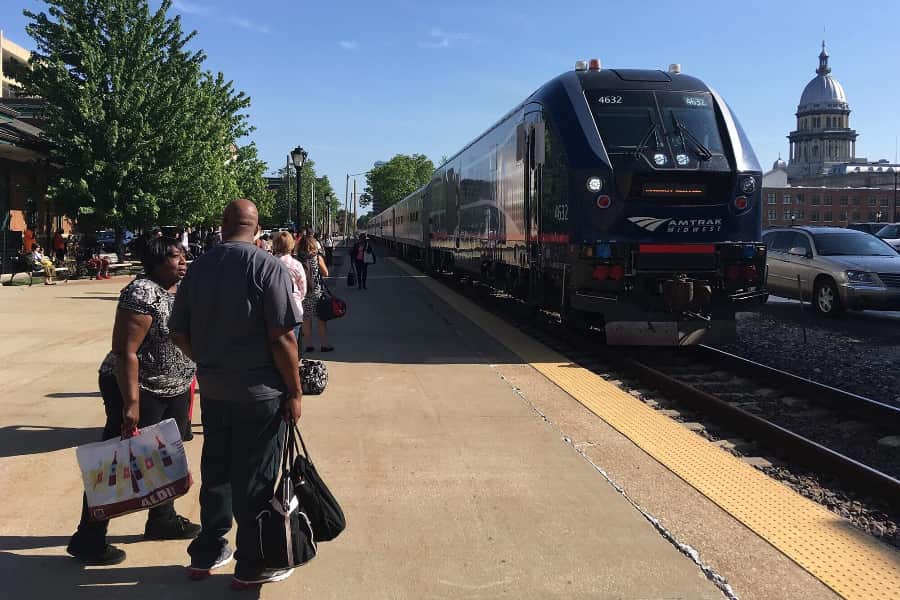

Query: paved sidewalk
[0,263,726,598]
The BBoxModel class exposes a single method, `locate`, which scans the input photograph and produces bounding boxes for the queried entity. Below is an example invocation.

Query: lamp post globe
[290,146,308,228]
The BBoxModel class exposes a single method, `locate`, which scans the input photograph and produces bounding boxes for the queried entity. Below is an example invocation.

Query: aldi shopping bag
[76,418,192,521]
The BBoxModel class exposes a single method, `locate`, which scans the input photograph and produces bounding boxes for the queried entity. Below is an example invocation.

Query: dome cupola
[797,41,848,114]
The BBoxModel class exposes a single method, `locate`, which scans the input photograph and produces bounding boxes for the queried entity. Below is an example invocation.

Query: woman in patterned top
[296,234,333,352]
[67,238,200,566]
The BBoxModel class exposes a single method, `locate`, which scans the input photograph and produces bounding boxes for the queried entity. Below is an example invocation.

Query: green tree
[17,0,263,229]
[235,143,274,220]
[362,153,434,212]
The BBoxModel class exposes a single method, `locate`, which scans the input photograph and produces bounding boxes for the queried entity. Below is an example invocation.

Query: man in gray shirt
[171,199,302,587]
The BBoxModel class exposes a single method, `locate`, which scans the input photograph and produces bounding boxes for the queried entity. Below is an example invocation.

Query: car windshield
[812,232,898,256]
[876,224,900,238]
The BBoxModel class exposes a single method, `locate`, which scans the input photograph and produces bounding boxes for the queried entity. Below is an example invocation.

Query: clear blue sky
[3,0,900,212]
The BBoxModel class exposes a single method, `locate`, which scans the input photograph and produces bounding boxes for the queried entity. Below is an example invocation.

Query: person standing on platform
[66,237,199,566]
[53,229,67,265]
[272,231,307,356]
[323,233,334,266]
[171,199,302,587]
[23,225,36,253]
[297,234,332,353]
[351,232,376,290]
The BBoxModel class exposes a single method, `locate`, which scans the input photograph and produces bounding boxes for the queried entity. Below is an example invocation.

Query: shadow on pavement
[0,534,143,551]
[0,425,102,458]
[1,552,259,599]
[63,296,119,301]
[302,257,522,366]
[46,392,102,399]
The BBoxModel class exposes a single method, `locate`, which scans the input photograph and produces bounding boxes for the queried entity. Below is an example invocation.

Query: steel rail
[619,355,900,505]
[696,345,900,429]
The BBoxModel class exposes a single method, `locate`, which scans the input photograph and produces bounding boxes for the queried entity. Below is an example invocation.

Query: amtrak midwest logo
[628,217,724,233]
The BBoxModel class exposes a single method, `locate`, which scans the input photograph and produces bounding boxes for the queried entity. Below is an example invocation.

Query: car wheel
[813,278,843,317]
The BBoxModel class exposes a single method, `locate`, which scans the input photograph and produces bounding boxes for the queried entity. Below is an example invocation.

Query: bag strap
[291,422,313,465]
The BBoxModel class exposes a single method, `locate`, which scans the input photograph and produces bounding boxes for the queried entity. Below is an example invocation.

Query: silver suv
[762,226,900,316]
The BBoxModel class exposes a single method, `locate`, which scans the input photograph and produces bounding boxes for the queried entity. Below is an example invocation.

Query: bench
[18,266,70,286]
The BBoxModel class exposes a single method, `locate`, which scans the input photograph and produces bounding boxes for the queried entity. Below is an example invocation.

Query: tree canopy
[16,0,271,228]
[362,153,434,213]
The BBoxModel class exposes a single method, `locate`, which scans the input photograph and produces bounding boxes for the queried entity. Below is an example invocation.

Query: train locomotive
[368,59,767,345]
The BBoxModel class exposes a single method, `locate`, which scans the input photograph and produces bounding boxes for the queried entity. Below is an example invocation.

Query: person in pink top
[272,231,307,356]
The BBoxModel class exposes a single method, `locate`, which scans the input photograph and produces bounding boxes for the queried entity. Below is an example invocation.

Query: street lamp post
[290,146,308,230]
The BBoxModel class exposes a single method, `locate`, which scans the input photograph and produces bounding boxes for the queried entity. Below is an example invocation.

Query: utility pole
[353,179,358,235]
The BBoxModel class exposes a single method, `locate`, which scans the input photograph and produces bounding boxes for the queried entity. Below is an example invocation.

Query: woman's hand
[122,401,140,437]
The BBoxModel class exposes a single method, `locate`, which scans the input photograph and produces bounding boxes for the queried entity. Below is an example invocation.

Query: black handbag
[347,263,356,288]
[316,279,347,321]
[289,424,346,542]
[255,429,317,569]
[300,359,328,395]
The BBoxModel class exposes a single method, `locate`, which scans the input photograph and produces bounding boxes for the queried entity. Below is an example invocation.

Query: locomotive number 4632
[598,96,623,104]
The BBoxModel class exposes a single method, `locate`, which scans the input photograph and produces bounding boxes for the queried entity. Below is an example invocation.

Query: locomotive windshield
[589,90,726,167]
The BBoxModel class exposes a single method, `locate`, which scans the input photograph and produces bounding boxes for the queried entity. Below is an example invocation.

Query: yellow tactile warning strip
[392,258,900,600]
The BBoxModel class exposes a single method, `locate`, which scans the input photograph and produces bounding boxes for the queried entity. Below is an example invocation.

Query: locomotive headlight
[653,153,668,166]
[586,176,604,193]
[740,176,757,195]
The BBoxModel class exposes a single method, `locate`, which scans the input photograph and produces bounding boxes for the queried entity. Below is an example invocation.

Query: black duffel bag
[256,427,317,569]
[316,279,347,322]
[289,424,345,542]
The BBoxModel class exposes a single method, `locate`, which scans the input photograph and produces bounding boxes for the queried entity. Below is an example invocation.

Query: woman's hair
[299,234,318,255]
[142,237,181,275]
[272,231,295,255]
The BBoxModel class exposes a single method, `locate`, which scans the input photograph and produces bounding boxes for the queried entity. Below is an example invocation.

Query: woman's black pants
[354,260,368,288]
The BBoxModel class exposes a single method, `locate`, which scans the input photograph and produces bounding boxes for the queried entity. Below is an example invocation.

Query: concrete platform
[0,258,838,599]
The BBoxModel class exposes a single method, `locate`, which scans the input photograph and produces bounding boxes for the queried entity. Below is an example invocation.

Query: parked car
[762,226,900,316]
[846,222,884,235]
[875,223,900,251]
[95,229,134,251]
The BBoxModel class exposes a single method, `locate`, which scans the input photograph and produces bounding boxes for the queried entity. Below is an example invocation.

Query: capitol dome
[773,156,787,170]
[797,42,848,114]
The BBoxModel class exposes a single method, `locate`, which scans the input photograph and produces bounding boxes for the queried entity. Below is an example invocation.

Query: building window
[880,197,889,207]
[811,196,820,206]
[767,209,777,221]
[839,197,848,206]
[869,197,877,206]
[767,193,776,205]
[796,193,804,204]
[852,211,860,221]
[824,196,832,206]
[795,209,805,219]
[824,211,833,222]
[783,194,792,205]
[851,197,859,206]
[839,211,848,221]
[811,211,819,222]
[868,211,877,221]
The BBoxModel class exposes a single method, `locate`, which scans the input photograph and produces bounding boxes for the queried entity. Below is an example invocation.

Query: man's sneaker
[66,541,126,566]
[230,567,295,589]
[187,545,234,581]
[144,515,202,540]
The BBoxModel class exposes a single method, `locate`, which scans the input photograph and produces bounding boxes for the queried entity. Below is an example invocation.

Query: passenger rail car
[369,60,767,345]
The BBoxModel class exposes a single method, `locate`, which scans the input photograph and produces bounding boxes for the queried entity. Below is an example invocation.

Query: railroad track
[396,252,900,515]
[616,346,900,505]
